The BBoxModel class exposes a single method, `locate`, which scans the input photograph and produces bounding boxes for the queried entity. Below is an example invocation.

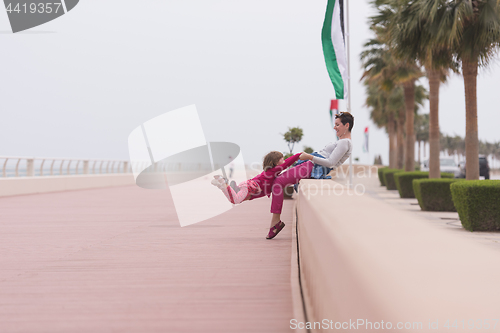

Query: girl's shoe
[211,176,226,189]
[266,221,285,239]
[214,174,229,182]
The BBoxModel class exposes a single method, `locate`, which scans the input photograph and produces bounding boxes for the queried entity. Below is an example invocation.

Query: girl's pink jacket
[248,153,301,200]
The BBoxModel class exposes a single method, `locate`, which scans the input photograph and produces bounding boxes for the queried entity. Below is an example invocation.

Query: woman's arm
[312,141,350,168]
[299,152,313,160]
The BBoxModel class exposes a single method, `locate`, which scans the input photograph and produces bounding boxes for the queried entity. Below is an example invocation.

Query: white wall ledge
[296,179,499,332]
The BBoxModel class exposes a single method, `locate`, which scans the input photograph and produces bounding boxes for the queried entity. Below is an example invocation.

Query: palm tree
[368,1,424,171]
[363,75,427,170]
[415,113,429,165]
[361,36,405,169]
[442,134,467,162]
[364,81,399,168]
[388,86,407,169]
[389,0,460,178]
[443,135,450,156]
[456,135,466,162]
[494,142,500,169]
[412,86,429,167]
[441,0,500,179]
[446,135,459,157]
[361,36,406,169]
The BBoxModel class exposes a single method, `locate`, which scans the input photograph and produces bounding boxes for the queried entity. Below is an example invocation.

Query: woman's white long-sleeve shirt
[311,139,352,169]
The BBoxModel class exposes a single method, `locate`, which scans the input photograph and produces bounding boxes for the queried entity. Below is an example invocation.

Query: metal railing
[0,156,254,178]
[0,156,143,178]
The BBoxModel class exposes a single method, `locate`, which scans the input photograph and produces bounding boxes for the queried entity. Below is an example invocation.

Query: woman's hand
[299,153,312,160]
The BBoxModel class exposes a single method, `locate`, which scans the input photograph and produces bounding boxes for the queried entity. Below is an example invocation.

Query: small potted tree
[282,127,304,199]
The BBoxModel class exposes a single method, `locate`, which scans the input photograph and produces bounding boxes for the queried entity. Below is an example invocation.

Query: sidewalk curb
[291,200,308,333]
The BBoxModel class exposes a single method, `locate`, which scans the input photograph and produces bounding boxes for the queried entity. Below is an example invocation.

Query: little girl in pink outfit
[212,151,301,239]
[212,151,300,204]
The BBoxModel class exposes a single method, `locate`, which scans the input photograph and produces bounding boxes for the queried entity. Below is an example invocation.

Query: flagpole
[322,0,353,184]
[345,0,353,189]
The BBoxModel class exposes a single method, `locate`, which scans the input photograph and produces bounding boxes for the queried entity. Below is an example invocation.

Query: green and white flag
[322,0,348,110]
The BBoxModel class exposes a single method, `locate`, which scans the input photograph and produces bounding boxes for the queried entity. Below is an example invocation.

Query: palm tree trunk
[427,68,441,178]
[392,121,398,167]
[397,108,405,169]
[463,59,480,180]
[418,140,421,165]
[388,113,397,168]
[403,80,416,171]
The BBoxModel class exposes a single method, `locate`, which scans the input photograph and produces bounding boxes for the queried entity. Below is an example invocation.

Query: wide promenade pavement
[0,185,294,333]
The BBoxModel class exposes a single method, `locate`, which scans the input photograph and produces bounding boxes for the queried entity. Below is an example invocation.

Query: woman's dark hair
[263,151,284,171]
[335,111,354,132]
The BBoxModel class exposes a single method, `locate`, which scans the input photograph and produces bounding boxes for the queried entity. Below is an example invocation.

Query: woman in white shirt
[265,112,353,239]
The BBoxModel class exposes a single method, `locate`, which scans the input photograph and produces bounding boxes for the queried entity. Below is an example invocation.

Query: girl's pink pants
[270,161,313,214]
[221,180,260,204]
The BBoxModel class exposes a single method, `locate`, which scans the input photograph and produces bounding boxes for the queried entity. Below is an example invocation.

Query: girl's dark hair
[263,151,284,171]
[335,111,354,132]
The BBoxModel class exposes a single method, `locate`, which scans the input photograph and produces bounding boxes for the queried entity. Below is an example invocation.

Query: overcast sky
[1,0,499,166]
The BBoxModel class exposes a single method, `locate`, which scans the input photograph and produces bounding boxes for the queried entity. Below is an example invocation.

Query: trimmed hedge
[378,167,388,186]
[395,172,429,198]
[382,169,403,190]
[395,172,454,198]
[450,180,500,231]
[413,178,463,211]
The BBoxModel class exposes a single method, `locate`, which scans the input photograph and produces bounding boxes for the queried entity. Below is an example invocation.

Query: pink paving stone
[0,185,295,333]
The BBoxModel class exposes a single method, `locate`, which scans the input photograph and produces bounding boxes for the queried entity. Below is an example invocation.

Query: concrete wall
[0,174,136,197]
[296,179,500,332]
